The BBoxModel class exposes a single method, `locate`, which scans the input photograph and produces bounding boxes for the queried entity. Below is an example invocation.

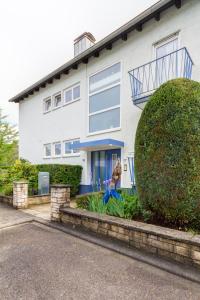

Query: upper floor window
[44,97,51,113]
[89,63,121,133]
[53,142,62,156]
[64,84,80,104]
[64,139,80,155]
[44,143,51,157]
[53,93,62,108]
[155,34,178,59]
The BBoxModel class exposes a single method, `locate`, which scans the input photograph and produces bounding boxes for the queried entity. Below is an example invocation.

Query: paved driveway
[0,215,200,300]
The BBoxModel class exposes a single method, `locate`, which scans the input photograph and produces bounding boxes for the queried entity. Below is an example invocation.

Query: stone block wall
[0,195,13,206]
[28,195,50,206]
[60,207,200,268]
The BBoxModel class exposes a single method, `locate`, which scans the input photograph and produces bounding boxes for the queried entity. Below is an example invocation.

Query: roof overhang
[9,0,184,103]
[72,138,124,151]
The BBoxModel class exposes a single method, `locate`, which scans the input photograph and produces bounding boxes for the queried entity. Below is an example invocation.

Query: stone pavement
[21,203,51,220]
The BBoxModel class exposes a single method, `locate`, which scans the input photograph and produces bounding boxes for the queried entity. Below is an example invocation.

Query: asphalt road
[0,219,200,300]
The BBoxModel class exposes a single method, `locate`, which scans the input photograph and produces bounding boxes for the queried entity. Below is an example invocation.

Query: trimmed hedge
[135,78,200,229]
[36,164,82,196]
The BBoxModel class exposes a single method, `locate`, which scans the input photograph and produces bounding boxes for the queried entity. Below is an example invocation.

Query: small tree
[0,110,18,166]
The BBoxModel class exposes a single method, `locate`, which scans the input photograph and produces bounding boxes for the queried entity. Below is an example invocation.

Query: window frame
[153,32,180,59]
[43,97,52,114]
[44,143,52,158]
[63,138,80,157]
[88,62,122,136]
[52,92,62,110]
[53,141,62,157]
[63,83,81,106]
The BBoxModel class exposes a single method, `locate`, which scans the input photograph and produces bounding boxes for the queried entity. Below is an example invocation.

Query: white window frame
[52,92,62,109]
[63,138,80,157]
[153,32,180,59]
[53,142,62,157]
[44,143,52,158]
[43,97,52,113]
[88,62,122,136]
[63,83,81,106]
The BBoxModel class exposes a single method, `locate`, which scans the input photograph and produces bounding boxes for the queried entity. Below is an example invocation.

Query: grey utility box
[38,172,50,195]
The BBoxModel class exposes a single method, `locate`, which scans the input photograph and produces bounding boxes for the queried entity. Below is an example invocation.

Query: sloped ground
[0,211,200,300]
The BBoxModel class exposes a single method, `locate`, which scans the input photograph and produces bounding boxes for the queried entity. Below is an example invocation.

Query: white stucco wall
[18,0,200,188]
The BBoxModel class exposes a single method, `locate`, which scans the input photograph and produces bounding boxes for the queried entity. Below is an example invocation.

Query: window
[64,84,80,104]
[53,93,62,108]
[64,139,80,155]
[44,98,51,113]
[44,144,51,157]
[53,142,61,156]
[89,63,121,133]
[155,35,179,87]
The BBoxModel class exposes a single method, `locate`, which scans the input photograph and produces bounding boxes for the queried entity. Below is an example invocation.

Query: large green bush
[36,164,82,196]
[135,78,200,229]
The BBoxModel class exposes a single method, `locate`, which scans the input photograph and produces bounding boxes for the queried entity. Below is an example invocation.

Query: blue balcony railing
[129,47,193,106]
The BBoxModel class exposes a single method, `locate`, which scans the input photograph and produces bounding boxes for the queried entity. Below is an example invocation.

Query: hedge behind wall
[36,164,82,196]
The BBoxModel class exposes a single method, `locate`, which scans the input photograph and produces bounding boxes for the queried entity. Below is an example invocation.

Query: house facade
[10,0,200,193]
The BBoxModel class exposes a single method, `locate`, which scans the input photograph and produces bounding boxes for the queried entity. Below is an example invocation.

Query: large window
[89,63,121,133]
[64,139,80,156]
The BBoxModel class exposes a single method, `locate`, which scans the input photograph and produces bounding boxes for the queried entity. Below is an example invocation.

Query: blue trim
[79,185,93,194]
[71,138,124,150]
[129,47,193,105]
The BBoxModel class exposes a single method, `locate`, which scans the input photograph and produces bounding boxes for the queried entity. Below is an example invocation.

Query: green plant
[135,78,200,229]
[87,194,107,214]
[122,192,141,219]
[36,164,82,196]
[76,191,103,209]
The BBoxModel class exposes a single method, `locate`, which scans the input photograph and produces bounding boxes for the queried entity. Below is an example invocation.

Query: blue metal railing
[129,47,193,103]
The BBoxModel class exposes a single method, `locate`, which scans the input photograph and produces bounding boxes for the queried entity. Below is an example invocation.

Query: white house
[10,0,200,193]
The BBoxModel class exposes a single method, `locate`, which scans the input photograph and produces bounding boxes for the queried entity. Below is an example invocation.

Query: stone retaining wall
[28,195,50,206]
[60,207,200,268]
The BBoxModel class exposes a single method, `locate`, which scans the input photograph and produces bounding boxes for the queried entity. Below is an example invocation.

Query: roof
[9,0,183,103]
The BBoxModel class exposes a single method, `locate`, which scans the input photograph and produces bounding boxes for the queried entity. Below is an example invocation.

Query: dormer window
[74,32,95,57]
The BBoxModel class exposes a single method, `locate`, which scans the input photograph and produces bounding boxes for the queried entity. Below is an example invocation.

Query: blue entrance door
[91,149,121,191]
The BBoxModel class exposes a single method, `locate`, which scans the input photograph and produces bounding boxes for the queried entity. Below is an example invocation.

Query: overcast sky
[0,0,157,125]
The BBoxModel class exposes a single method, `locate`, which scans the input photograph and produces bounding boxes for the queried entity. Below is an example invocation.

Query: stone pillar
[13,181,28,209]
[50,184,71,222]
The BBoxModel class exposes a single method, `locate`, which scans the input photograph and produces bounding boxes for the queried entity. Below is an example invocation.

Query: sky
[0,0,158,125]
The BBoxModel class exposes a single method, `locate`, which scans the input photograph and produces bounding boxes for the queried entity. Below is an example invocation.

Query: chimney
[74,32,96,57]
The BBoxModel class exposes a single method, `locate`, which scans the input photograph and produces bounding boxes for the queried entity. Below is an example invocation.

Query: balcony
[129,47,193,109]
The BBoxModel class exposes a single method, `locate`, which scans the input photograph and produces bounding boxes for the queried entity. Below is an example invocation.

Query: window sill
[43,156,52,159]
[43,110,52,115]
[63,98,80,107]
[52,105,62,111]
[63,153,80,158]
[87,127,121,137]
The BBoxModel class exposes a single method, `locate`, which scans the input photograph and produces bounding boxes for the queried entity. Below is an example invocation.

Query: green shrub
[1,159,38,195]
[76,191,103,209]
[0,160,82,197]
[135,78,200,229]
[36,164,82,197]
[83,191,142,220]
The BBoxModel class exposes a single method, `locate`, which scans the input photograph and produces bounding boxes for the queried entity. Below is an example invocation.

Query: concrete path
[0,202,32,229]
[21,203,51,220]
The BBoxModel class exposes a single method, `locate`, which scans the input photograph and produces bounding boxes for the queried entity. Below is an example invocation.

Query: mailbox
[38,172,50,195]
